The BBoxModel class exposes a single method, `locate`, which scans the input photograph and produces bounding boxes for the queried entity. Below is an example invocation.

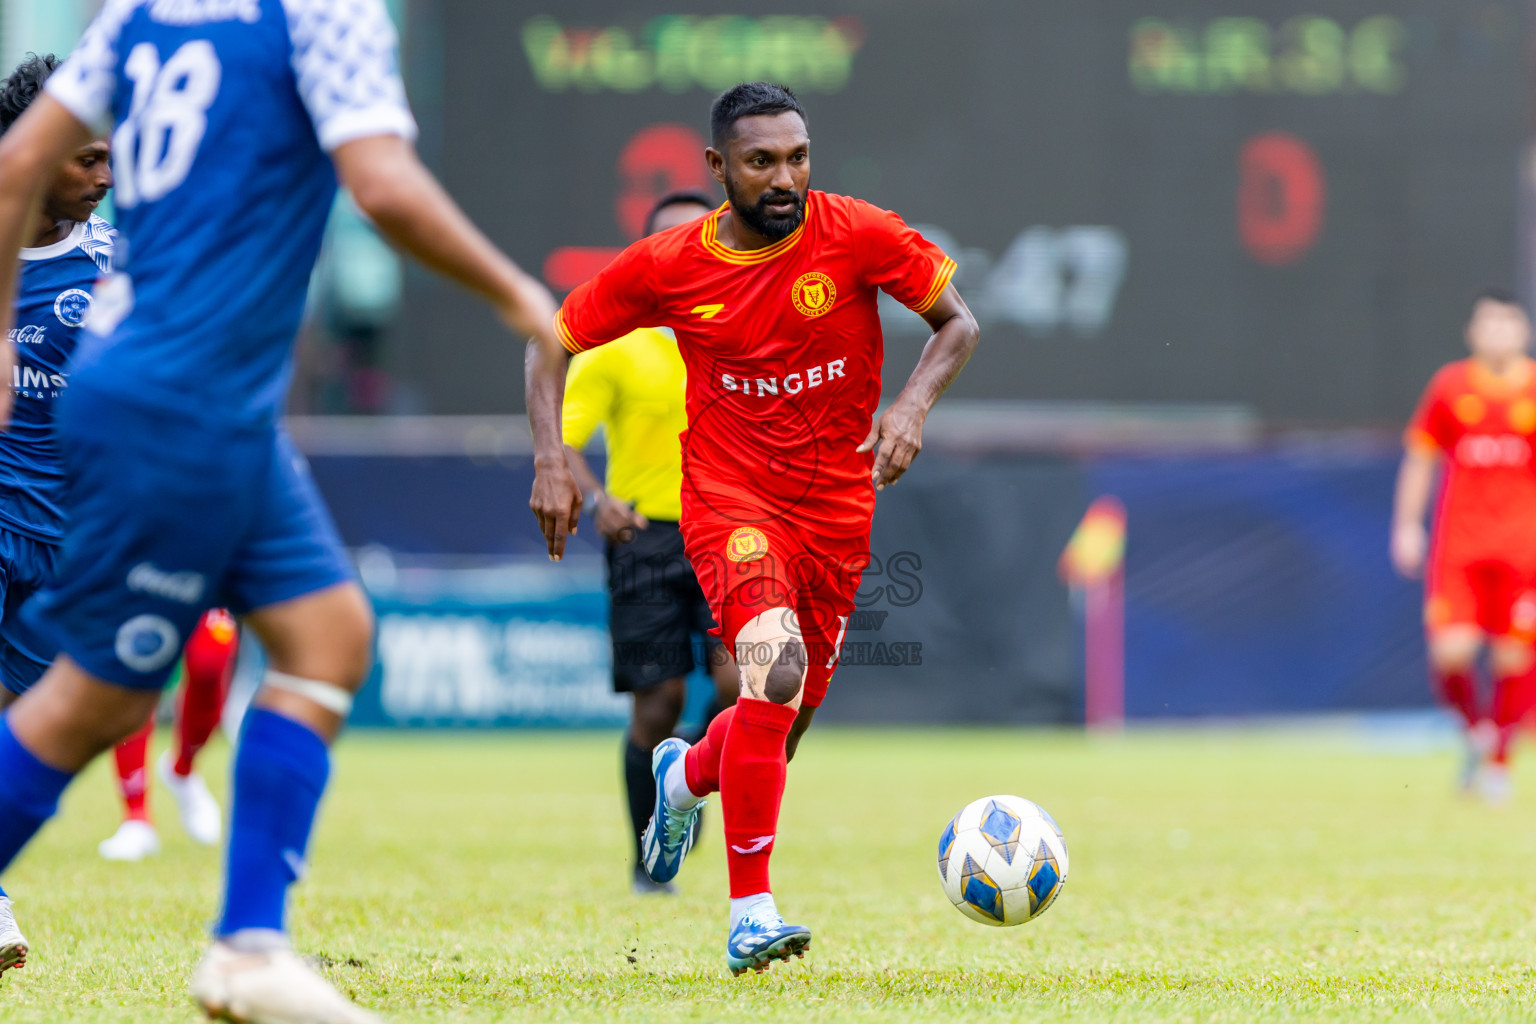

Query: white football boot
[191,940,381,1024]
[98,819,161,861]
[158,751,223,846]
[1480,762,1513,807]
[0,896,26,975]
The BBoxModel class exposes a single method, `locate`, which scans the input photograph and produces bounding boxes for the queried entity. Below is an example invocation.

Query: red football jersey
[557,191,956,536]
[1406,358,1536,566]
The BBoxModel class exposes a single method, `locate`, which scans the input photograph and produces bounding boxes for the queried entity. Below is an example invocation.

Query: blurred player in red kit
[98,609,239,860]
[1392,288,1536,803]
[527,82,979,972]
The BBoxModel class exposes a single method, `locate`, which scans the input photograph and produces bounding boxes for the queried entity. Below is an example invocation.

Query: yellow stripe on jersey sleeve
[910,256,959,315]
[555,309,585,354]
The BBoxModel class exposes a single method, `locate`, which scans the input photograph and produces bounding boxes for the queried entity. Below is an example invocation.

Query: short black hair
[0,53,60,134]
[1475,286,1522,309]
[644,189,716,236]
[709,82,807,150]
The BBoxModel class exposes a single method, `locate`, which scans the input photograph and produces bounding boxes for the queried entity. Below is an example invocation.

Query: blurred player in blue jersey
[0,54,113,725]
[0,2,564,1020]
[0,55,113,974]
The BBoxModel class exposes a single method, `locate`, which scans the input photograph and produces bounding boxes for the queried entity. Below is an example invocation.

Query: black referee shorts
[606,520,724,693]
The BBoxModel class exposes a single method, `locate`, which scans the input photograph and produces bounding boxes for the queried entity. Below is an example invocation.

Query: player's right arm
[1391,373,1451,578]
[1391,448,1438,578]
[527,243,660,560]
[0,94,92,429]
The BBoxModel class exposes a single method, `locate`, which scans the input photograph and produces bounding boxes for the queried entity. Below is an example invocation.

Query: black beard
[725,180,805,241]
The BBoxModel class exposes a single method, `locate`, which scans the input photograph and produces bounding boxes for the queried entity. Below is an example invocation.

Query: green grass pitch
[4,725,1536,1022]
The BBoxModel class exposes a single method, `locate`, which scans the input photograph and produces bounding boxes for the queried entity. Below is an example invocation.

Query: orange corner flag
[1059,496,1126,587]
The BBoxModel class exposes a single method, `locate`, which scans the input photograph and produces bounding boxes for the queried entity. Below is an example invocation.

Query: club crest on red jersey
[791,271,837,317]
[726,526,769,562]
[1453,393,1486,425]
[1509,398,1536,434]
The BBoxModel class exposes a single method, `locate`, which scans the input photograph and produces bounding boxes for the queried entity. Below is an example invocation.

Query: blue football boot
[726,908,812,976]
[640,738,704,884]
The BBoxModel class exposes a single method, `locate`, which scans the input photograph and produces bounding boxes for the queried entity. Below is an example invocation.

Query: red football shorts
[683,515,868,708]
[1425,556,1536,641]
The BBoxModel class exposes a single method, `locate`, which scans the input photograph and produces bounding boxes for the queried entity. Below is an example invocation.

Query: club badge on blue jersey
[53,288,92,327]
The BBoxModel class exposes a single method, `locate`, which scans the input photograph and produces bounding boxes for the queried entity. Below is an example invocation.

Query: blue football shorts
[22,379,355,690]
[0,526,60,695]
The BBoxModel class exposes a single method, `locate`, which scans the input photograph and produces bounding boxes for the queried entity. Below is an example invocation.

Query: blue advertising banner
[348,562,629,729]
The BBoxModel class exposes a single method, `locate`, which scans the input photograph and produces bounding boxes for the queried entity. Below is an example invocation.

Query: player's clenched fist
[530,457,582,561]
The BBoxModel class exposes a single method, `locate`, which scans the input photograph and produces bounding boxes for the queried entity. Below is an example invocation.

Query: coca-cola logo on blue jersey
[54,289,91,327]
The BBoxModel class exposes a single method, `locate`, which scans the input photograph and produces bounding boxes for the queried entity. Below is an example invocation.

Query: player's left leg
[1482,582,1536,804]
[712,600,811,975]
[1484,637,1534,804]
[159,609,237,847]
[1424,559,1489,777]
[1450,564,1526,802]
[644,539,805,900]
[191,429,381,1024]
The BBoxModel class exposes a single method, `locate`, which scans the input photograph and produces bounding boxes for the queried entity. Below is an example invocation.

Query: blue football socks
[0,714,75,883]
[217,708,331,937]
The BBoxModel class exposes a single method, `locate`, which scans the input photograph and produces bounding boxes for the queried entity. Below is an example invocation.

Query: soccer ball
[937,794,1069,926]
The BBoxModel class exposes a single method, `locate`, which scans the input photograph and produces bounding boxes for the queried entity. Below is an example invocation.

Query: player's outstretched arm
[526,342,581,560]
[331,135,562,360]
[1390,448,1438,578]
[859,285,980,489]
[0,94,90,428]
[332,136,581,558]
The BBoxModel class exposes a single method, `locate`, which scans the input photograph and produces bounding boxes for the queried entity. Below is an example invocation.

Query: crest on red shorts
[727,526,769,562]
[791,271,837,317]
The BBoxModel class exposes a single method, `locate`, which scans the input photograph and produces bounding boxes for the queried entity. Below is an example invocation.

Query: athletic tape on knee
[262,671,354,716]
[733,609,805,695]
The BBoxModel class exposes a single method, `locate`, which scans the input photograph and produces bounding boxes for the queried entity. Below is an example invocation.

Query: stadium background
[6,0,1530,726]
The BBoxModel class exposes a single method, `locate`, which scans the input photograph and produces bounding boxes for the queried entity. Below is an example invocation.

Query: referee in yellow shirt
[563,191,739,894]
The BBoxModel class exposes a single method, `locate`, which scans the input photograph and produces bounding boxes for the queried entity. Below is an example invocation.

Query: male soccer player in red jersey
[1393,288,1536,802]
[100,608,238,860]
[526,82,979,972]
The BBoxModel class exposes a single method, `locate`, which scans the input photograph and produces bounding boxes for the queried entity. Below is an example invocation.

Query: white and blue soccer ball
[937,794,1069,927]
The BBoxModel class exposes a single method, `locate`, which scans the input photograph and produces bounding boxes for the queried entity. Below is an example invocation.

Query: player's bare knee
[763,640,806,705]
[1430,647,1479,676]
[1491,639,1535,677]
[1428,628,1481,675]
[732,609,806,705]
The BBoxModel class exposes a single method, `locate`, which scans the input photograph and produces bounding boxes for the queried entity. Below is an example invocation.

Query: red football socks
[684,703,733,797]
[1435,668,1480,728]
[720,698,796,898]
[114,721,153,821]
[174,616,236,777]
[1491,666,1536,765]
